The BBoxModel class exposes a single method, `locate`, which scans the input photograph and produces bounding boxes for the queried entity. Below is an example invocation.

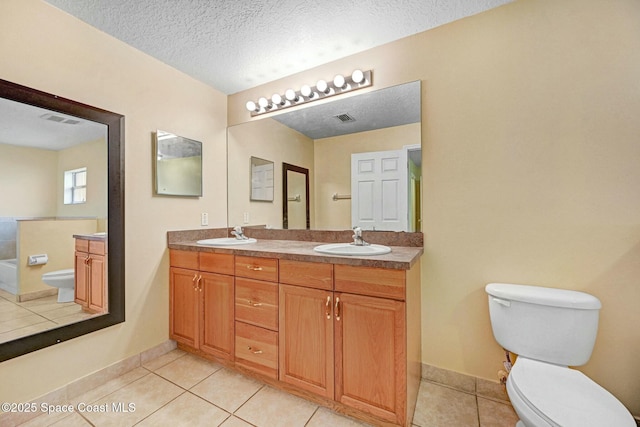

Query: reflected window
[64,167,87,204]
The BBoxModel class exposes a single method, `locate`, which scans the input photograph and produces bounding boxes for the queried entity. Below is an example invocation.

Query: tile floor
[0,288,97,344]
[15,348,519,427]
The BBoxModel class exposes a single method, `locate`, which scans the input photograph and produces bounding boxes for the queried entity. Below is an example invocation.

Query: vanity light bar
[246,69,373,117]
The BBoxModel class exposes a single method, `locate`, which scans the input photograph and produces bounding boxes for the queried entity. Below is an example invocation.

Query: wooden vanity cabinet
[234,255,279,379]
[169,250,234,361]
[279,260,421,426]
[74,237,107,313]
[169,247,421,426]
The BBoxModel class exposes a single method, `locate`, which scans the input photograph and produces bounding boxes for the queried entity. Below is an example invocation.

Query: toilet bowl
[485,283,634,427]
[42,269,75,303]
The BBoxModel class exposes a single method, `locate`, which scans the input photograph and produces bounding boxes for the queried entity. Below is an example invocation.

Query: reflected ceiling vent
[40,113,81,125]
[335,113,356,123]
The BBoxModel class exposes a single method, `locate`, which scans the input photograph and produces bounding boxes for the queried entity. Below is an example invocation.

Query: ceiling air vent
[40,113,81,125]
[334,113,356,123]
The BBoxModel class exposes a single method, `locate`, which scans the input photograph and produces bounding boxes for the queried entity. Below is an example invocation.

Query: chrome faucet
[351,226,369,246]
[231,225,248,240]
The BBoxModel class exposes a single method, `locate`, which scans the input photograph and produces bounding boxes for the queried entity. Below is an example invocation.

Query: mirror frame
[0,78,125,362]
[282,163,310,229]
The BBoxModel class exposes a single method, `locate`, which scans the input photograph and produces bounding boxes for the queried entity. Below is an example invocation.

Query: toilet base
[57,287,74,303]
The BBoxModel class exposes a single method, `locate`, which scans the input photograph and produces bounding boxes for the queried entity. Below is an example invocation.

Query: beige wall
[314,123,420,229]
[0,144,58,217]
[0,0,227,404]
[227,118,314,228]
[229,0,640,414]
[17,219,98,295]
[56,138,107,218]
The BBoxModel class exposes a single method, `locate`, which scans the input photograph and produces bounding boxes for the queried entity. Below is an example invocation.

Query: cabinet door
[335,292,406,424]
[200,272,234,360]
[88,254,106,312]
[74,251,88,307]
[169,267,200,348]
[279,284,334,399]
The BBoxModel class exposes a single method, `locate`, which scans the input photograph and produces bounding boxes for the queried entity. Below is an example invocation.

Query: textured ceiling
[272,81,421,140]
[43,0,512,95]
[0,97,106,150]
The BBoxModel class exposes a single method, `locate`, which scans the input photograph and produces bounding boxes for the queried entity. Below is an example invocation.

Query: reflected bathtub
[0,258,17,294]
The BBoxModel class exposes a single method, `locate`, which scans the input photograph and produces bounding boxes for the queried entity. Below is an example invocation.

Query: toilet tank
[485,283,602,366]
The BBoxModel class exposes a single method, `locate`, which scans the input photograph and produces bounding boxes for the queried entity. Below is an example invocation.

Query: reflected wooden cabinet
[74,237,107,313]
[169,250,234,361]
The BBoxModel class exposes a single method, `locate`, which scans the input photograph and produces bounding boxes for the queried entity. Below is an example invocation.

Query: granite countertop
[169,239,423,270]
[73,233,107,241]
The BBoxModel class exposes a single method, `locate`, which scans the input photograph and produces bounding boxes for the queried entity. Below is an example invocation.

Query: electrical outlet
[243,212,249,224]
[201,212,208,226]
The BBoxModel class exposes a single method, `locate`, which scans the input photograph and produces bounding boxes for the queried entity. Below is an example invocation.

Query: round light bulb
[272,93,283,106]
[245,100,258,112]
[285,89,298,102]
[316,79,329,94]
[301,84,314,98]
[258,97,270,109]
[333,74,346,89]
[351,69,364,84]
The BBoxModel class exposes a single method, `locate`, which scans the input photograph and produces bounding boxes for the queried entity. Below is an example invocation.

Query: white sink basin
[313,243,391,256]
[197,237,257,246]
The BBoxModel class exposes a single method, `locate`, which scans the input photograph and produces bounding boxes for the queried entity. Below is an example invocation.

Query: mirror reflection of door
[282,163,310,229]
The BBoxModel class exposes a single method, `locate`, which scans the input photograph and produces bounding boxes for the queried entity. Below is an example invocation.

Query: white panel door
[351,149,408,231]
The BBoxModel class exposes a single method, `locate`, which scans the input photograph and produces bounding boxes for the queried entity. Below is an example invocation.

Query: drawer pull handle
[248,300,262,307]
[325,296,331,319]
[247,346,263,354]
[335,297,341,321]
[192,273,198,290]
[247,265,263,271]
[197,275,202,292]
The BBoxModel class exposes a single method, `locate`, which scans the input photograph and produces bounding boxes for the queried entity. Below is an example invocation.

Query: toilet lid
[510,358,634,427]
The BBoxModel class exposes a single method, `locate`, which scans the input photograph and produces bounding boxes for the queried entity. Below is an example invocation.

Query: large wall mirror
[227,80,422,231]
[0,79,124,361]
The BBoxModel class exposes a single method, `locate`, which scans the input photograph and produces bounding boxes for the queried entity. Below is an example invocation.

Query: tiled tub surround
[168,228,423,426]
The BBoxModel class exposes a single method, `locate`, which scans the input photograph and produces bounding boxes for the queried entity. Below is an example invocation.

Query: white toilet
[42,269,75,303]
[485,283,634,427]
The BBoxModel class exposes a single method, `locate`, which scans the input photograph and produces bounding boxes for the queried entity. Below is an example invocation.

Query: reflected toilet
[42,269,75,303]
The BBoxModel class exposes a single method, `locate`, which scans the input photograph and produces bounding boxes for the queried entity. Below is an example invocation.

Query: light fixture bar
[246,70,373,117]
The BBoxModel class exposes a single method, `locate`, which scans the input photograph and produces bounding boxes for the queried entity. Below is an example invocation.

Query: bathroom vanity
[168,229,422,426]
[74,234,107,314]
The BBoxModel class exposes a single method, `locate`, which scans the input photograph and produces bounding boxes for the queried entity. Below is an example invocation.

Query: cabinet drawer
[200,252,234,275]
[75,239,89,253]
[334,265,406,300]
[235,321,278,379]
[279,260,333,290]
[89,240,106,255]
[235,278,278,330]
[235,256,278,282]
[169,249,199,270]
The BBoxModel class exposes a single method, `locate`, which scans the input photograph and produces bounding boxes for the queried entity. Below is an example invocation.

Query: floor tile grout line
[422,378,511,406]
[231,383,266,416]
[303,406,321,427]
